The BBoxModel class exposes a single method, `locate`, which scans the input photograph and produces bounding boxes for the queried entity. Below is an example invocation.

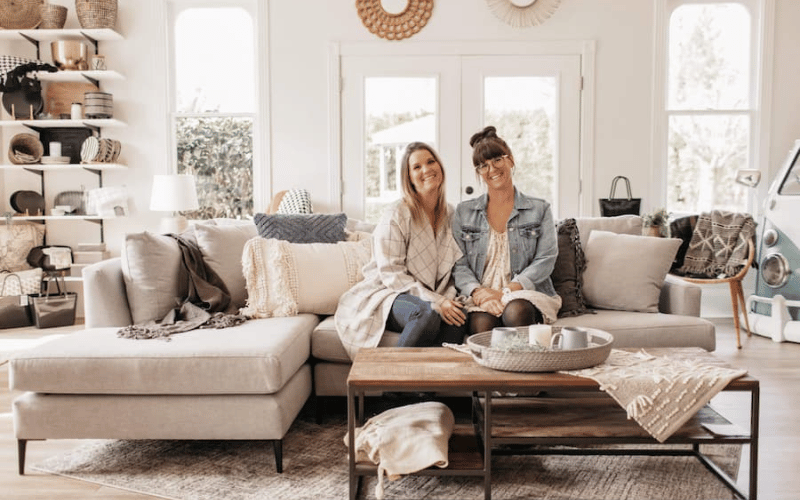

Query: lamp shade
[150,174,200,212]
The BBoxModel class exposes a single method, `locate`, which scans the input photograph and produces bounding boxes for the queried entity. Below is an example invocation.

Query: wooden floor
[1,318,799,499]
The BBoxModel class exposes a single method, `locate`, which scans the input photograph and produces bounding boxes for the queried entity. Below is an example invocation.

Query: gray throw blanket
[118,234,247,340]
[677,210,756,278]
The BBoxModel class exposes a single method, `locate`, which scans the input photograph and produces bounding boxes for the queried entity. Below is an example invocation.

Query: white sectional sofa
[8,215,715,474]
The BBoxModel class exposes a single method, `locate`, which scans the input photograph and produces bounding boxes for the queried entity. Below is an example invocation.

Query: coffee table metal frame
[346,347,759,500]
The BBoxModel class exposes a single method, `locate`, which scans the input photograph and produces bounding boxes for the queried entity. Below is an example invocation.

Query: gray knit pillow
[253,213,348,244]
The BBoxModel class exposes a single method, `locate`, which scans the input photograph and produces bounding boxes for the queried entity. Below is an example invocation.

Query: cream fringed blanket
[561,348,747,442]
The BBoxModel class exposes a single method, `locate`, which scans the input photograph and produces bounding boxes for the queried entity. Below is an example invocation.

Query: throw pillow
[276,188,313,214]
[0,223,44,271]
[550,218,590,317]
[241,236,372,318]
[582,230,681,313]
[194,222,258,309]
[575,215,643,243]
[253,212,348,244]
[121,232,186,324]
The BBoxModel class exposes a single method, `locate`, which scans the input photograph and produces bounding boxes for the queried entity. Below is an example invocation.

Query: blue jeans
[387,293,467,347]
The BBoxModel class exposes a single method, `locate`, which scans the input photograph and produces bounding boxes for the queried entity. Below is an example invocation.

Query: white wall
[2,0,799,316]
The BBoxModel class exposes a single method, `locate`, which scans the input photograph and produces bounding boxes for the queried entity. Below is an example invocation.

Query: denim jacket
[451,189,558,298]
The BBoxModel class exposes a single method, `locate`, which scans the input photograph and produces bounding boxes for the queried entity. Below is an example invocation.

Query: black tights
[468,299,544,335]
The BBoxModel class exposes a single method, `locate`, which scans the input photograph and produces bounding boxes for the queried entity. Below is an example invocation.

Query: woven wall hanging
[486,0,561,28]
[356,0,434,41]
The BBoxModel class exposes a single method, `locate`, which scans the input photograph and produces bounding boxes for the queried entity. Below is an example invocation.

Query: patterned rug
[32,405,743,500]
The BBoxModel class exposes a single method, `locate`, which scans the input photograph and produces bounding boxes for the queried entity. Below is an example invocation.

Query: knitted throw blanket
[677,210,756,278]
[561,348,747,442]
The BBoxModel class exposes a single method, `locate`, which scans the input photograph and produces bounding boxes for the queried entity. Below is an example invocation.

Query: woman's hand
[481,298,504,317]
[472,287,503,307]
[439,299,467,326]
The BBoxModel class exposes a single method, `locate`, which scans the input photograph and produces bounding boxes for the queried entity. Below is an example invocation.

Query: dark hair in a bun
[469,125,513,167]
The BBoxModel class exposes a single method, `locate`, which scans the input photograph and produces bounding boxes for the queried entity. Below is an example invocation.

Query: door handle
[465,186,474,195]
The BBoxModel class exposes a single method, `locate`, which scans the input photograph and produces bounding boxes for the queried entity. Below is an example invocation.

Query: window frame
[651,0,774,216]
[165,0,270,216]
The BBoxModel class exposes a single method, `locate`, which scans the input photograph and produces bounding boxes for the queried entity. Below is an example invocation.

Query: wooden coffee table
[346,347,759,500]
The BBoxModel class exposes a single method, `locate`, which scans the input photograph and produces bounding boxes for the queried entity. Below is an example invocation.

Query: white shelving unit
[1,28,125,281]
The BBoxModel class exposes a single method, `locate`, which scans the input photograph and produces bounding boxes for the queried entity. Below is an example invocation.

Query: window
[168,1,257,219]
[663,1,757,214]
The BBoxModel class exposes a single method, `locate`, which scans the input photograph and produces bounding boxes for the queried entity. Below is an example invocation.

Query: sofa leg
[272,439,283,473]
[18,439,27,475]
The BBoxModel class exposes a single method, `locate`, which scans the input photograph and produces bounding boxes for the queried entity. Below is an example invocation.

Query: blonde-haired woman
[453,126,561,335]
[335,142,466,359]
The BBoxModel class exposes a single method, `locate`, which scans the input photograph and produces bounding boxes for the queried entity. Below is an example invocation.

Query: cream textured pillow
[582,230,681,313]
[121,232,185,324]
[194,223,258,309]
[241,236,372,318]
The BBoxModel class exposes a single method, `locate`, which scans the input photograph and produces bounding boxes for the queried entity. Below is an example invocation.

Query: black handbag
[599,176,641,217]
[0,273,33,329]
[29,274,77,329]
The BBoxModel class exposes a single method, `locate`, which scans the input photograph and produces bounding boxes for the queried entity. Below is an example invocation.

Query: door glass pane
[668,4,750,110]
[176,116,254,219]
[484,77,557,204]
[364,77,436,222]
[667,114,749,213]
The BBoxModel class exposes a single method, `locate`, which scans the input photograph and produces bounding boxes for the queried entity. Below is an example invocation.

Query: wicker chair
[676,239,755,349]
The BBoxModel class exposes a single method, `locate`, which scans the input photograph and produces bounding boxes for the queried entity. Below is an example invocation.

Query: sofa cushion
[312,316,399,363]
[121,231,186,324]
[553,309,715,351]
[551,218,590,317]
[9,314,320,395]
[194,222,258,309]
[253,212,348,244]
[582,230,681,313]
[575,215,642,242]
[241,236,372,318]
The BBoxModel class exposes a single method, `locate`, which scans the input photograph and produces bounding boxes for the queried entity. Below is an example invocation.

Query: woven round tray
[466,328,614,373]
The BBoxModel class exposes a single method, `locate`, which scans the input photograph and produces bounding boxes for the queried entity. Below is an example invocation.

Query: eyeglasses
[475,155,508,174]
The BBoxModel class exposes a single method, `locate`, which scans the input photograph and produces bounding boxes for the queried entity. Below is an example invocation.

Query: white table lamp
[150,174,200,234]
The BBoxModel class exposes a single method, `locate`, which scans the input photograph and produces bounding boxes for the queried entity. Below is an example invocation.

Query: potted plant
[644,208,671,237]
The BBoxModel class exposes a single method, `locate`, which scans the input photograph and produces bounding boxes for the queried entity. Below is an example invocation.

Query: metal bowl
[50,41,89,71]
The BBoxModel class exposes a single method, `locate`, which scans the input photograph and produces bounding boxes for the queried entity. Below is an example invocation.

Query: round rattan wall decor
[0,0,44,29]
[486,0,561,28]
[356,0,434,41]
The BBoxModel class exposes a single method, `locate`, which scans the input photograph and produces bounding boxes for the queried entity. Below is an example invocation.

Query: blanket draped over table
[561,348,747,442]
[117,234,247,340]
[676,210,756,278]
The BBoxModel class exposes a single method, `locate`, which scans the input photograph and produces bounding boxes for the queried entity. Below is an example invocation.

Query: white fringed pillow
[582,230,681,313]
[241,235,372,318]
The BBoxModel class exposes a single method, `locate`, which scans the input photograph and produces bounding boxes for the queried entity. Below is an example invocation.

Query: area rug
[32,411,741,500]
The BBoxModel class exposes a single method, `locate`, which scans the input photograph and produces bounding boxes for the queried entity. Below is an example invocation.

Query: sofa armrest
[659,274,702,317]
[82,257,133,328]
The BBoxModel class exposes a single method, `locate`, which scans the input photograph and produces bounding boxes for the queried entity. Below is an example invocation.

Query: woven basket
[75,0,117,29]
[40,4,67,29]
[466,328,614,373]
[0,0,43,29]
[8,133,44,165]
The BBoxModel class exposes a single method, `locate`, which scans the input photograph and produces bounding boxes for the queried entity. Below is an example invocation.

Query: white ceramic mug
[528,324,552,348]
[491,327,524,349]
[551,327,589,350]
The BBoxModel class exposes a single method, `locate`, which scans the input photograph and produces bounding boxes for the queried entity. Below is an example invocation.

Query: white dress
[335,202,463,360]
[464,228,561,324]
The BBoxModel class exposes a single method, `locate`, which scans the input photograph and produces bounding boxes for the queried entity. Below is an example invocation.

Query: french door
[341,51,583,222]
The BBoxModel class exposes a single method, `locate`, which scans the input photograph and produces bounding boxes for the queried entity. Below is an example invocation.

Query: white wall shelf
[0,28,122,43]
[0,119,126,129]
[0,163,127,171]
[32,70,125,82]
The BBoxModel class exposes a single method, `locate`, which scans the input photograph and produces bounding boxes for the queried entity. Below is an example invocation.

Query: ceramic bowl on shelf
[41,156,71,165]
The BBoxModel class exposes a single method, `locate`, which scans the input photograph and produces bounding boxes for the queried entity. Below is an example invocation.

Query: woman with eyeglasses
[335,142,467,359]
[452,126,562,335]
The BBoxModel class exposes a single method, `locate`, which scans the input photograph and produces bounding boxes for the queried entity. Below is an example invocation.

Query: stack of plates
[80,137,121,163]
[41,156,71,165]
